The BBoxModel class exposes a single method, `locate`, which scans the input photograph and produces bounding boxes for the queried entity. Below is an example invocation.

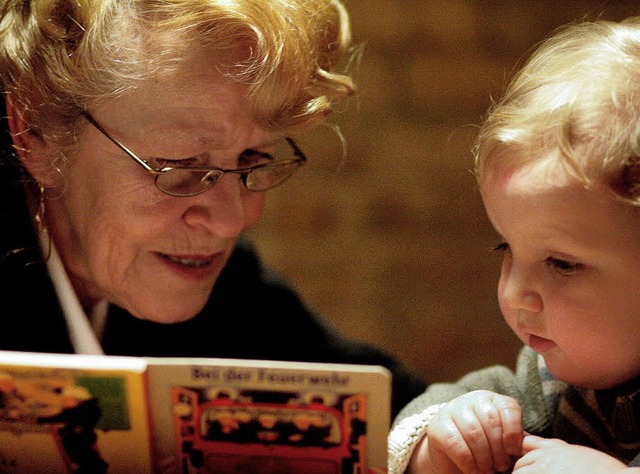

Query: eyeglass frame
[80,111,307,197]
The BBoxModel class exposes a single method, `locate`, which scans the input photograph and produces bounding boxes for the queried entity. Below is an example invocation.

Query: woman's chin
[129,301,205,325]
[144,313,199,324]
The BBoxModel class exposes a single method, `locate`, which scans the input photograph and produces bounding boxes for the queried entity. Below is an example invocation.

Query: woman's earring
[35,184,45,232]
[35,183,51,261]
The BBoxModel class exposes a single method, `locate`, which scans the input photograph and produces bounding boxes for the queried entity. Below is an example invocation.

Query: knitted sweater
[388,346,640,473]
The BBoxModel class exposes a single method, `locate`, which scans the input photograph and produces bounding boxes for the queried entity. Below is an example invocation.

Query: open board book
[0,350,390,473]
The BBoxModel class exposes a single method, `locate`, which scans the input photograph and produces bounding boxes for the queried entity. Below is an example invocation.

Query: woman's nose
[182,174,253,238]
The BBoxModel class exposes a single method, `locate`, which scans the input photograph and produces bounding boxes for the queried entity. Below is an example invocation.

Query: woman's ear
[5,97,58,186]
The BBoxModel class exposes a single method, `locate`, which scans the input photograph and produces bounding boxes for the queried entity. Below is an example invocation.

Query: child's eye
[491,242,510,253]
[545,257,581,275]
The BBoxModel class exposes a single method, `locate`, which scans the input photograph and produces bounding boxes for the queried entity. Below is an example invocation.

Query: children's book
[0,351,391,473]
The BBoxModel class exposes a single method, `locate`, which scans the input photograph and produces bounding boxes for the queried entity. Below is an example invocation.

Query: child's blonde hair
[474,16,640,203]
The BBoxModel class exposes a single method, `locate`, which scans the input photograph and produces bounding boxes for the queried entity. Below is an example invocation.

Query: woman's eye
[239,149,273,167]
[148,157,197,169]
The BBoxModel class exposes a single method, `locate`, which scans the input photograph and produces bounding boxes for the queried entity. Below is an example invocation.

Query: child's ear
[5,98,59,186]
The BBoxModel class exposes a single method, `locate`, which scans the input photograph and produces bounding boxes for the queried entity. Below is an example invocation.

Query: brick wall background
[246,1,640,384]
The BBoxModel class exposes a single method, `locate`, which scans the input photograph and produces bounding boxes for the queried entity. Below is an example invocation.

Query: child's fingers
[426,391,525,474]
[428,411,483,473]
[521,434,543,451]
[520,433,559,453]
[474,394,522,472]
[453,403,495,472]
[493,394,524,456]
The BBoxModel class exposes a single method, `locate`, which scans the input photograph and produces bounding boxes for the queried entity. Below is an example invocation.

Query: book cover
[145,358,390,474]
[0,351,153,474]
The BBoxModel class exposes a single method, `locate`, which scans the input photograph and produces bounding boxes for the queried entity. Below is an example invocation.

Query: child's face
[481,159,640,390]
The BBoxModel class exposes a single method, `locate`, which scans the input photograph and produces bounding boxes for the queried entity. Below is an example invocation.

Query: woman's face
[43,53,277,323]
[481,158,640,389]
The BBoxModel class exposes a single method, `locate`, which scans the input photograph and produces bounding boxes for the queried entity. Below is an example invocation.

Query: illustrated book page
[0,350,153,474]
[145,358,391,474]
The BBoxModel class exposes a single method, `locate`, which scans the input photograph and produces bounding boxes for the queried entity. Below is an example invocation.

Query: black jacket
[0,146,426,418]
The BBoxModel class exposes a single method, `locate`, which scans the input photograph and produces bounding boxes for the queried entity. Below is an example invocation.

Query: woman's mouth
[156,252,222,280]
[162,254,214,268]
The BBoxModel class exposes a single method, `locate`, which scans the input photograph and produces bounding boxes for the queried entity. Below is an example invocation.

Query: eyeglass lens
[155,161,304,197]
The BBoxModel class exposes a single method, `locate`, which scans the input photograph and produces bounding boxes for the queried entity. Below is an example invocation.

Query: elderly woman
[0,0,426,418]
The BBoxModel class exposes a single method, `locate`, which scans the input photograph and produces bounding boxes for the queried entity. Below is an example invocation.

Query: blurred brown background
[246,1,640,385]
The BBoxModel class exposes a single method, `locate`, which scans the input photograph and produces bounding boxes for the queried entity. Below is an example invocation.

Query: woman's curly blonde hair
[0,0,356,149]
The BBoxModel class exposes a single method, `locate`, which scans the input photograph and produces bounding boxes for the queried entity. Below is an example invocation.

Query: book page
[0,351,152,474]
[146,358,390,474]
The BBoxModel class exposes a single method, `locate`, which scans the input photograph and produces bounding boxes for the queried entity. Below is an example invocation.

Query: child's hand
[513,435,634,473]
[408,390,524,473]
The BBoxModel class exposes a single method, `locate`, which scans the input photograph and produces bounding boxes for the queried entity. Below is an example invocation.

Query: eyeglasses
[81,111,307,197]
